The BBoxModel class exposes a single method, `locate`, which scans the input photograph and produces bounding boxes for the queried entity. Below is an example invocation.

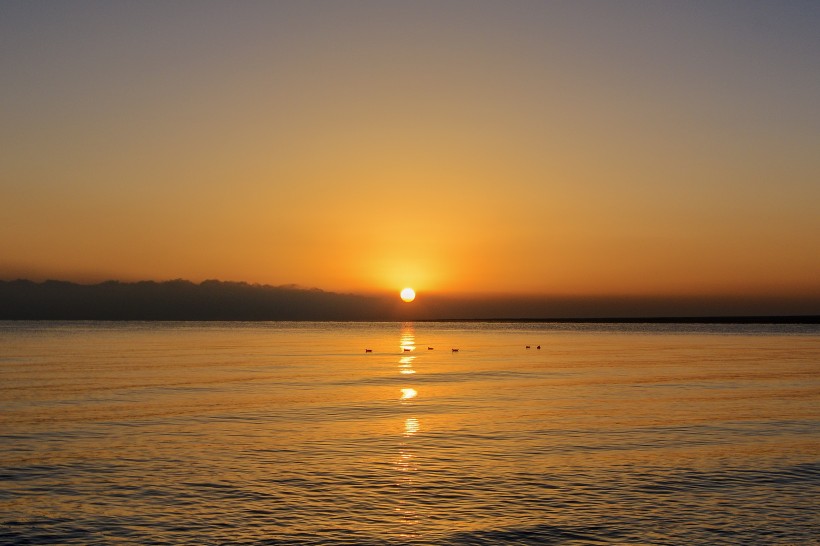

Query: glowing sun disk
[400,287,416,302]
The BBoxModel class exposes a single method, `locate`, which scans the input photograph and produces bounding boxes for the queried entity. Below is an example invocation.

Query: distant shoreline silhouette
[0,279,817,322]
[0,279,391,321]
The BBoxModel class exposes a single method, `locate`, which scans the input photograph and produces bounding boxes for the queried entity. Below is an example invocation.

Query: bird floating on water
[452,348,459,352]
[428,346,434,350]
[365,349,372,353]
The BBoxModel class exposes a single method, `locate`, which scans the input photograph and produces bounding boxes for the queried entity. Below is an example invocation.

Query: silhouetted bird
[526,345,530,349]
[536,345,541,349]
[365,349,372,353]
[452,348,459,352]
[428,346,434,350]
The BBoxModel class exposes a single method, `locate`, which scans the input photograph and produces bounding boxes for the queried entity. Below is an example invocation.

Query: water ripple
[2,322,818,544]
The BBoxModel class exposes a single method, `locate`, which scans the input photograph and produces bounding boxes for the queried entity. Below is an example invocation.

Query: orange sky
[1,2,818,305]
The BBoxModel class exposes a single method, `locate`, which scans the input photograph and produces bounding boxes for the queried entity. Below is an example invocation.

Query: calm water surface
[1,321,818,544]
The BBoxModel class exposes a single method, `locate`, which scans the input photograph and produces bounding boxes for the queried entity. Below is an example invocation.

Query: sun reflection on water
[400,387,417,400]
[404,417,420,436]
[395,323,422,538]
[399,322,419,386]
[399,355,416,375]
[400,324,415,353]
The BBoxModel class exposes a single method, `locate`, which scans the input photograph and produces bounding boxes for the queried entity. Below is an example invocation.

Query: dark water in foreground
[1,321,818,544]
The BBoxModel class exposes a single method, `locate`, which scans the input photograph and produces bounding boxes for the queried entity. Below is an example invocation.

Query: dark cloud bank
[1,279,818,322]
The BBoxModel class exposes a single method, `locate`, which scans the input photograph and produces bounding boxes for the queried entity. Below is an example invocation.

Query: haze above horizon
[2,2,818,312]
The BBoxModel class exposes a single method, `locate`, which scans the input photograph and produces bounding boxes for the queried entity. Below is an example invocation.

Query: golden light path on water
[397,323,421,538]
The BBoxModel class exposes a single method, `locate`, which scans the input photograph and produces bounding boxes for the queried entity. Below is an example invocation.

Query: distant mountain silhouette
[0,279,393,320]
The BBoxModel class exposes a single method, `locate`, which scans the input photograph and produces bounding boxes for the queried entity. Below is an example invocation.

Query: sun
[400,287,416,302]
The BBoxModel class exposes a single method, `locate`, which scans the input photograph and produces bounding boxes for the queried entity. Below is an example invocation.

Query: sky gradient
[2,1,819,311]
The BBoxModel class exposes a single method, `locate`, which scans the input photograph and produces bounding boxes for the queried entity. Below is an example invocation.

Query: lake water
[1,321,818,544]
